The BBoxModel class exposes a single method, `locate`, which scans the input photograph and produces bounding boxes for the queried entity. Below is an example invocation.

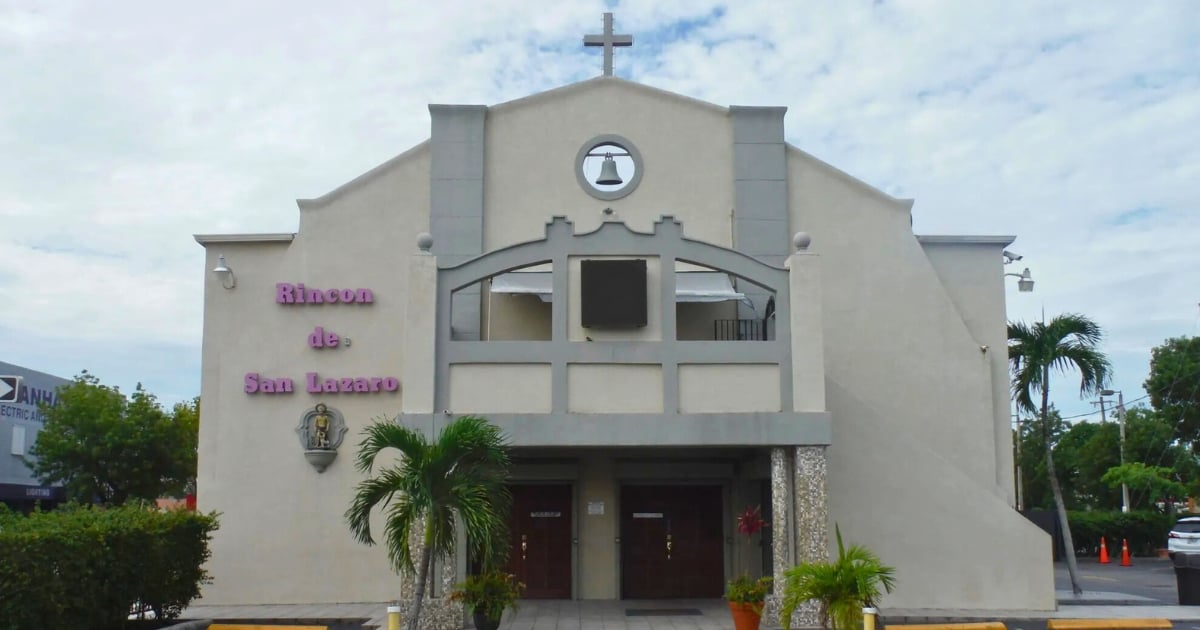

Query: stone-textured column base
[762,594,822,629]
[393,518,463,629]
[761,594,782,627]
[792,599,822,628]
[392,598,463,630]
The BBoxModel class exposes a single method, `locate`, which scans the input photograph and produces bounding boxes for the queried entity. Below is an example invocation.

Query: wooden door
[620,485,724,599]
[506,484,572,599]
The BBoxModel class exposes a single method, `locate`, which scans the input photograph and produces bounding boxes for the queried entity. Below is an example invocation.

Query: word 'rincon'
[244,372,400,394]
[276,283,375,305]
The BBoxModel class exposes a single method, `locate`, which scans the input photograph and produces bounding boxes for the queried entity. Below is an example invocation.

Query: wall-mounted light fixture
[1005,267,1034,292]
[212,254,236,289]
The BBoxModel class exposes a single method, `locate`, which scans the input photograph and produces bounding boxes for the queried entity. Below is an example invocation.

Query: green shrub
[1068,510,1173,557]
[0,503,218,630]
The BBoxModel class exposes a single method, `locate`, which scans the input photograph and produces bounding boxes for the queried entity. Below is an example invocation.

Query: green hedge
[1068,510,1174,557]
[0,503,218,630]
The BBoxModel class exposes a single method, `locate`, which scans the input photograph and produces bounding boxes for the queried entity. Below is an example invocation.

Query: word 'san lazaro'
[244,372,400,394]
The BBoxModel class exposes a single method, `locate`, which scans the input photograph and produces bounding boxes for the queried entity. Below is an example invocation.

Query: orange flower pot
[728,601,763,630]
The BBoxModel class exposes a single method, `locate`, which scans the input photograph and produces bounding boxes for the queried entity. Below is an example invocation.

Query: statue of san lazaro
[312,403,331,449]
[296,403,346,452]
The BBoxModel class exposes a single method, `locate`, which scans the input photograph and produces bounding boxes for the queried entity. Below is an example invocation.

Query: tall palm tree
[346,415,512,630]
[1009,314,1110,596]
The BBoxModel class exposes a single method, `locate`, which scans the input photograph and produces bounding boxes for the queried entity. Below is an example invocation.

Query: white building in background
[0,360,69,511]
[194,16,1052,627]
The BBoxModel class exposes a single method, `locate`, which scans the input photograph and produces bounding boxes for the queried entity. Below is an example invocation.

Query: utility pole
[1014,413,1024,512]
[1117,391,1129,513]
[1096,389,1129,513]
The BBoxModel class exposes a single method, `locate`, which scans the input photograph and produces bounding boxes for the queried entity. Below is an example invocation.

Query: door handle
[521,534,528,561]
[666,533,673,560]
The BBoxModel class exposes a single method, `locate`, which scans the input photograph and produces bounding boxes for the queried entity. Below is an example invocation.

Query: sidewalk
[180,598,1200,630]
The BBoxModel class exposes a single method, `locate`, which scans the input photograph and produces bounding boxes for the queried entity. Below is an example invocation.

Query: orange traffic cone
[1120,538,1132,567]
[1099,537,1111,564]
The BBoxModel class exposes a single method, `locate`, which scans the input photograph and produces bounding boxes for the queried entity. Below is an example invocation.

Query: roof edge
[297,139,431,210]
[786,144,913,210]
[194,233,296,246]
[916,235,1017,246]
[488,75,730,115]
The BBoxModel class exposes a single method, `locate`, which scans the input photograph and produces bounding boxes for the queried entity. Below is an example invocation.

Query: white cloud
[0,0,1196,414]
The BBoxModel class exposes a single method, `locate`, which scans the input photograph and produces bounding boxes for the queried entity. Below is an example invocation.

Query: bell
[595,153,623,185]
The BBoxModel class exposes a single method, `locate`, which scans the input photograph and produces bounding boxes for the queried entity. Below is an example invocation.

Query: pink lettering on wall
[276,283,374,305]
[308,326,341,348]
[244,373,295,394]
[306,372,401,394]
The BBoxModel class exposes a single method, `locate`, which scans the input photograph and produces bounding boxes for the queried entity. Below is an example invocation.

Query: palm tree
[1009,314,1110,596]
[346,415,512,630]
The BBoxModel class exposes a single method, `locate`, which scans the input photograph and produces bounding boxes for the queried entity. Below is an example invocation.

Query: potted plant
[726,573,774,630]
[449,570,525,630]
[779,525,896,630]
[725,505,772,630]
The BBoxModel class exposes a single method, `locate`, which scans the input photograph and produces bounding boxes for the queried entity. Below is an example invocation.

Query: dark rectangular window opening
[581,259,647,328]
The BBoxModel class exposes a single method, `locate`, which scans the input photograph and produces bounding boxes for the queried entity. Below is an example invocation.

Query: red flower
[737,505,768,538]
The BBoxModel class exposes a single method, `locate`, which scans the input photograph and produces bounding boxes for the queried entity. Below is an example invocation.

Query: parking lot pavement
[1056,557,1180,604]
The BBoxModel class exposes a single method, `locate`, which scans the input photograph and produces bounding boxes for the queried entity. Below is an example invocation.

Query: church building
[194,14,1053,626]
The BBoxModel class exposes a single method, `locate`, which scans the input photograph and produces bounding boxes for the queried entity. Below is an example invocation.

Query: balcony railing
[713,318,770,341]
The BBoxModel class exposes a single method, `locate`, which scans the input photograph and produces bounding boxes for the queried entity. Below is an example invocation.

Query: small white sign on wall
[587,501,605,516]
[10,425,26,456]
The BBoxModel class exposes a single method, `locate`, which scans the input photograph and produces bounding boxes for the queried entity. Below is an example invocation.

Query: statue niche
[295,403,348,472]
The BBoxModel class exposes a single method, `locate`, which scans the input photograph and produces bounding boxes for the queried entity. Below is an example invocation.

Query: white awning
[489,271,746,304]
[675,272,748,303]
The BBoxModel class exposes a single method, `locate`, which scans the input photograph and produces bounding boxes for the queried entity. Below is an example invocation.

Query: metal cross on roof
[583,12,633,77]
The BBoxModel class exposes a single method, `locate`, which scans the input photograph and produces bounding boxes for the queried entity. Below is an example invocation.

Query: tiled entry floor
[496,599,759,629]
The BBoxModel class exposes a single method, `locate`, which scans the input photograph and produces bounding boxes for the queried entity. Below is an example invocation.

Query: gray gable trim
[439,216,788,290]
[414,216,815,447]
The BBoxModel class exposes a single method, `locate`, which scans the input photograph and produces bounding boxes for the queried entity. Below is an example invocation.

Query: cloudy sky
[1,1,1196,421]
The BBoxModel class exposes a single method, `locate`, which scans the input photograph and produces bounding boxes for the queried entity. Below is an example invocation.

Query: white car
[1168,517,1200,557]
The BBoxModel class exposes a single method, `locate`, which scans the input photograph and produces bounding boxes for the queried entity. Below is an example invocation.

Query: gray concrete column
[730,105,789,321]
[429,104,486,341]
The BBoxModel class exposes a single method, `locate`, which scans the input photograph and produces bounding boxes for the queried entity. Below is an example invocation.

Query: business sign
[0,362,67,423]
[0,376,19,403]
[0,483,63,501]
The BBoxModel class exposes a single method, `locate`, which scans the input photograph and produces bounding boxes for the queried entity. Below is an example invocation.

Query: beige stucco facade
[194,76,1053,616]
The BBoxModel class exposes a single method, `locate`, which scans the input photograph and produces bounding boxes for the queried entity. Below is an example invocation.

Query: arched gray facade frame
[419,215,831,447]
